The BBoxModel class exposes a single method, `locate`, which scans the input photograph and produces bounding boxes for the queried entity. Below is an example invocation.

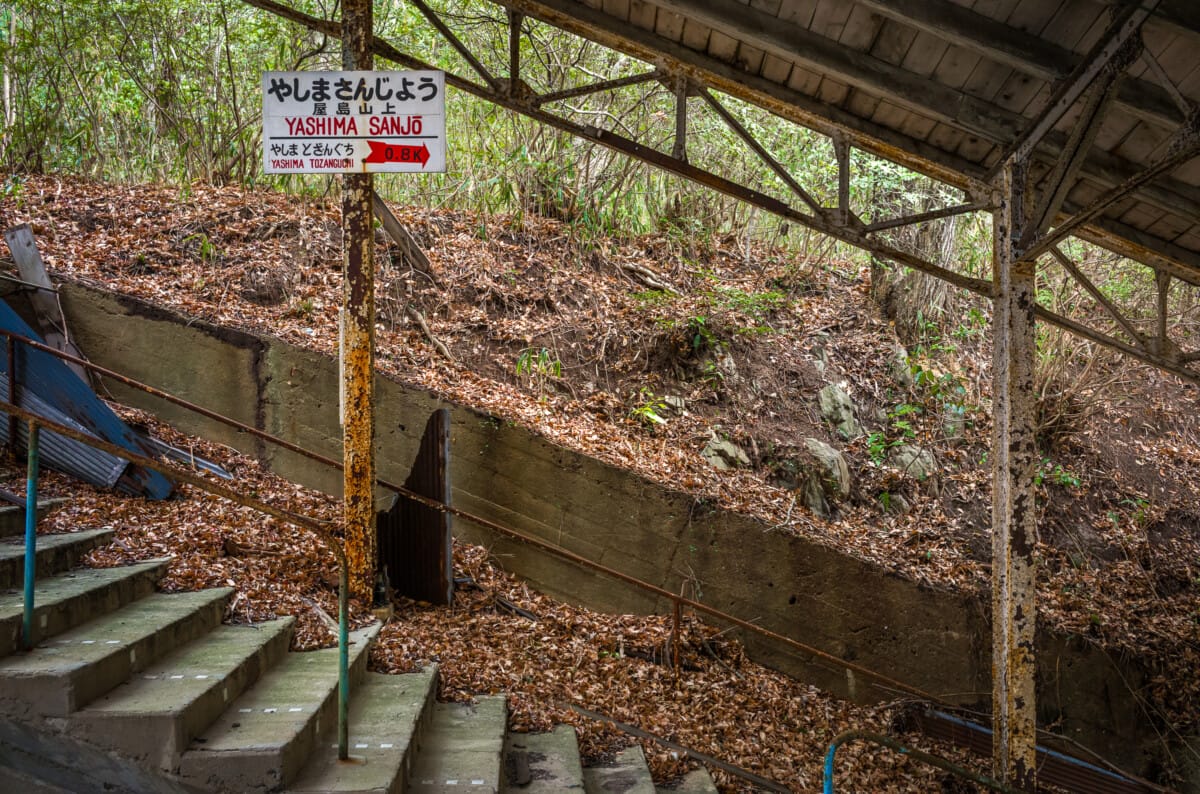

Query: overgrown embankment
[2,175,1199,784]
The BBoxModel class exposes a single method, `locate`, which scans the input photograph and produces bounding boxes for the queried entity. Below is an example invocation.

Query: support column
[991,157,1038,788]
[342,0,376,603]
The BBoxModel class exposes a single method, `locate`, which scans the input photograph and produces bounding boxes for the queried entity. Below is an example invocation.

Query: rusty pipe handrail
[0,327,941,703]
[0,328,1156,787]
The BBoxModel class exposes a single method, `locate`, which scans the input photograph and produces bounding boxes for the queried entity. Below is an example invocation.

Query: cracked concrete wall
[58,282,1160,776]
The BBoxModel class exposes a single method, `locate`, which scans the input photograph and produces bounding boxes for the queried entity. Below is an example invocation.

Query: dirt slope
[1,174,1198,784]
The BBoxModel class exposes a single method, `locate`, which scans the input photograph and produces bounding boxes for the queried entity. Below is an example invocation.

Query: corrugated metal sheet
[0,298,175,499]
[0,372,127,490]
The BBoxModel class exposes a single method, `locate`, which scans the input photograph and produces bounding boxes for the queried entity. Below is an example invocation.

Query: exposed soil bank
[60,280,1170,779]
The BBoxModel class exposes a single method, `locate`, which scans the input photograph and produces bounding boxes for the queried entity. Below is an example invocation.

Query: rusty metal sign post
[341,0,376,611]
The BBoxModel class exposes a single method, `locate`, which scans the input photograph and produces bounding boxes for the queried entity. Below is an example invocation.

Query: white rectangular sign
[262,70,446,174]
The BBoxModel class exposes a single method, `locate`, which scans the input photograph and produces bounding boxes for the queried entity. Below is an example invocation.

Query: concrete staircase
[0,528,718,793]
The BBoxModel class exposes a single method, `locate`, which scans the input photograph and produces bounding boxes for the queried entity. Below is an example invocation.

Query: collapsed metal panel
[0,300,175,499]
[377,408,452,605]
[0,373,127,490]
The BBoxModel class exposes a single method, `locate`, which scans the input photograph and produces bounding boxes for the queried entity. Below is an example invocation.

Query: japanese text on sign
[262,70,447,174]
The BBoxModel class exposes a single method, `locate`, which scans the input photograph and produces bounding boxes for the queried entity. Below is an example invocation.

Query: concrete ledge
[0,498,70,539]
[57,281,1169,777]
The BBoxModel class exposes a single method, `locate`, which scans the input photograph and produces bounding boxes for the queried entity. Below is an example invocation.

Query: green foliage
[1034,458,1081,488]
[183,232,219,264]
[868,402,919,466]
[286,297,315,318]
[515,346,561,399]
[628,387,668,428]
[713,286,787,319]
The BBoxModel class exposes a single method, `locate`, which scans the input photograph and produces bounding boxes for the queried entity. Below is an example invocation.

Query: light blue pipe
[22,421,39,650]
[338,561,349,760]
[823,729,1020,794]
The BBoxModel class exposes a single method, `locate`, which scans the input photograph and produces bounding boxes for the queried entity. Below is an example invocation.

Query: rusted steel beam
[1156,270,1171,355]
[864,201,984,233]
[991,158,1039,789]
[1004,1,1156,166]
[408,0,498,90]
[508,9,522,91]
[1024,111,1200,262]
[1139,42,1192,118]
[834,133,852,228]
[342,0,376,606]
[853,0,1183,133]
[1024,73,1123,245]
[535,69,659,106]
[672,78,687,162]
[1048,246,1146,349]
[1035,306,1199,385]
[697,88,823,213]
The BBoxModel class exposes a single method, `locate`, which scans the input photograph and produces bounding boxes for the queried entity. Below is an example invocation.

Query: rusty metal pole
[342,0,376,606]
[991,156,1038,789]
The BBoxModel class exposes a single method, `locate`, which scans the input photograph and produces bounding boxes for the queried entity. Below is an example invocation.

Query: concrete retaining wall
[58,282,1162,776]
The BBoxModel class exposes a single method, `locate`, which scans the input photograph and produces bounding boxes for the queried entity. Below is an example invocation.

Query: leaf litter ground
[2,174,1198,788]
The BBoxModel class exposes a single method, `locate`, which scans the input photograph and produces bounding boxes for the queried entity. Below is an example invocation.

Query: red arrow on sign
[363,141,430,168]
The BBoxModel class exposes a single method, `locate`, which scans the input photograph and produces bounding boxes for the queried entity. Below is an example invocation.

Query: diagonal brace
[1001,0,1157,167]
[1024,110,1200,262]
[1022,72,1124,248]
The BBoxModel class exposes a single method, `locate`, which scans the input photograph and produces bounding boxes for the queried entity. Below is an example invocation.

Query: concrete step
[70,616,294,772]
[502,725,586,792]
[178,622,380,793]
[0,558,168,656]
[583,744,655,794]
[0,498,69,539]
[285,666,438,794]
[409,696,508,794]
[0,587,232,717]
[657,768,718,793]
[0,528,114,590]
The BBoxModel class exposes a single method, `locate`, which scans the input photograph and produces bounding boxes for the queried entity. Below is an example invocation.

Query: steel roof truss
[698,88,824,214]
[1003,7,1150,172]
[853,0,1183,133]
[242,0,1199,387]
[1025,110,1200,262]
[1023,75,1124,249]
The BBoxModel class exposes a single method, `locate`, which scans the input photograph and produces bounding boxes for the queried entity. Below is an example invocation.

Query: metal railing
[822,729,1022,793]
[1,326,937,703]
[0,327,1159,791]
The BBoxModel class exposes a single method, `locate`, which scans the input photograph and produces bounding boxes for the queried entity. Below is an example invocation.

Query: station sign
[262,70,446,174]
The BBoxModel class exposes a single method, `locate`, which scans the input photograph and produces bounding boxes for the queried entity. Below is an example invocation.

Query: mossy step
[409,696,508,793]
[0,528,114,588]
[583,744,655,794]
[0,498,69,539]
[657,768,719,793]
[71,617,294,771]
[502,724,585,792]
[0,587,231,717]
[286,667,438,794]
[178,623,380,792]
[0,558,168,656]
